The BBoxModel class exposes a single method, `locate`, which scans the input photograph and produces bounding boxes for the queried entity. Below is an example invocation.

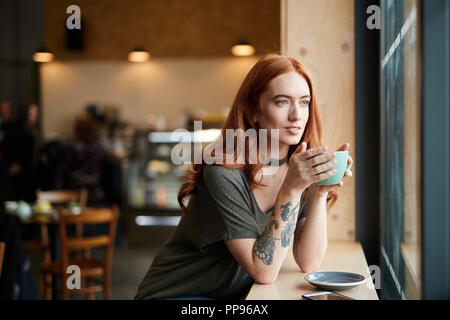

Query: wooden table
[246,241,379,300]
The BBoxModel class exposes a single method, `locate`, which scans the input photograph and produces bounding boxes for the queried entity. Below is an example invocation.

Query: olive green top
[134,165,307,300]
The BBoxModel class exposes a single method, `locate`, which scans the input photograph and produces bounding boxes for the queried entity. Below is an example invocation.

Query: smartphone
[302,291,355,300]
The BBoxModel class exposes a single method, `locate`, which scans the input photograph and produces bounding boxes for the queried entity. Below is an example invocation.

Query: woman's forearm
[251,186,303,283]
[293,193,328,273]
[249,143,338,282]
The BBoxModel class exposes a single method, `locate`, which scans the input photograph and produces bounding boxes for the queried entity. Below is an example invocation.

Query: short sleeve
[196,165,260,248]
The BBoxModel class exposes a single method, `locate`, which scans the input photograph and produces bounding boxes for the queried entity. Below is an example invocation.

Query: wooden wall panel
[282,0,355,241]
[44,0,280,59]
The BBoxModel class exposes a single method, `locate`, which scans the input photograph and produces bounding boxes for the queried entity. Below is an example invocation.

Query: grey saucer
[304,271,367,291]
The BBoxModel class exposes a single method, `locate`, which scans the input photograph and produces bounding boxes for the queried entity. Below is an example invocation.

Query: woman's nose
[288,103,302,121]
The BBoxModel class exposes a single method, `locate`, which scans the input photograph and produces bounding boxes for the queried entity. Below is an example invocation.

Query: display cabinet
[125,129,220,244]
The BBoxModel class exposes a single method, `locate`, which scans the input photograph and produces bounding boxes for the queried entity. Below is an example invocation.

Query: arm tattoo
[254,220,279,265]
[280,202,291,221]
[280,201,300,248]
[254,201,300,264]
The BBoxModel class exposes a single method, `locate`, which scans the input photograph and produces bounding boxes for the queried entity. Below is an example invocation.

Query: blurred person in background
[23,104,41,160]
[0,100,35,202]
[65,115,123,244]
[0,100,12,206]
[65,115,122,207]
[0,99,12,124]
[65,116,109,206]
[35,141,67,191]
[19,103,42,201]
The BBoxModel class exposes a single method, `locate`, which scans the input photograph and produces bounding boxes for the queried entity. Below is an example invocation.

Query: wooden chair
[0,242,5,277]
[40,205,119,300]
[31,188,88,258]
[36,189,88,208]
[29,188,88,298]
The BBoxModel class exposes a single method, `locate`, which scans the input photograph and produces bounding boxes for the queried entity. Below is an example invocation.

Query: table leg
[39,224,53,300]
[49,225,61,300]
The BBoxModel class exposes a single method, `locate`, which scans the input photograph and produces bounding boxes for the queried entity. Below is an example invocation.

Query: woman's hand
[283,142,338,195]
[308,143,353,197]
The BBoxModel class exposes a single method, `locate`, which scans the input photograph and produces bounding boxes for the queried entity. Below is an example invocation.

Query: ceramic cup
[315,151,352,185]
[16,201,32,219]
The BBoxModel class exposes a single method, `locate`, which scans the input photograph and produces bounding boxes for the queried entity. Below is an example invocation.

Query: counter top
[246,241,379,300]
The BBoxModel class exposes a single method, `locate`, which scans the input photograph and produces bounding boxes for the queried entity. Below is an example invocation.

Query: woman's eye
[301,100,310,106]
[277,100,289,106]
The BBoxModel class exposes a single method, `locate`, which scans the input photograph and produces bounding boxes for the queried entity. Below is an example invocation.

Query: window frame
[422,0,450,300]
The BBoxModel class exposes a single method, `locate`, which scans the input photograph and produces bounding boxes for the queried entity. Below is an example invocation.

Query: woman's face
[256,71,311,154]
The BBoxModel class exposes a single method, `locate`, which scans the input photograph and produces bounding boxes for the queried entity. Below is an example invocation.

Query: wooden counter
[246,241,379,300]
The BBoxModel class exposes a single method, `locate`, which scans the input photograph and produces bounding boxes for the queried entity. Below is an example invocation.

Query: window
[380,0,422,299]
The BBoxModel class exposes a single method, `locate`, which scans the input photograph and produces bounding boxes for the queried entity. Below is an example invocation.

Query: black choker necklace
[266,154,290,166]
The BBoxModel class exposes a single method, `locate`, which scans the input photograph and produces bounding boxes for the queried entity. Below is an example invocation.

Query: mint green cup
[315,151,352,185]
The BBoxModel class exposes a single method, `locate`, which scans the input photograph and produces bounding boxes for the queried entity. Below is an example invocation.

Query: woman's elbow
[294,254,321,273]
[294,245,327,273]
[252,270,277,285]
[299,264,319,273]
[298,260,322,273]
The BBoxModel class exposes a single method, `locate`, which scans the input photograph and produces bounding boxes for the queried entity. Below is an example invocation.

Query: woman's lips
[285,127,302,135]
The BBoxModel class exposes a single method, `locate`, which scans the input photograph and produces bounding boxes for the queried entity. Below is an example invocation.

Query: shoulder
[203,164,240,176]
[202,165,250,196]
[203,165,247,185]
[199,166,257,232]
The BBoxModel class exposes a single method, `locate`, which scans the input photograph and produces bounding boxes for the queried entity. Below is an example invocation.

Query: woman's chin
[281,135,302,146]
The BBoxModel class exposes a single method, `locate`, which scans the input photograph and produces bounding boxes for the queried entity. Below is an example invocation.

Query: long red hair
[177,54,337,214]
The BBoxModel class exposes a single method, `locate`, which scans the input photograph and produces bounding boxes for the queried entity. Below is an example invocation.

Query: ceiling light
[33,47,54,63]
[128,47,150,62]
[231,42,255,57]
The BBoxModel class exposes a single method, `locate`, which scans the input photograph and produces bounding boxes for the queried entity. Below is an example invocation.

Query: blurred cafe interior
[1,0,449,300]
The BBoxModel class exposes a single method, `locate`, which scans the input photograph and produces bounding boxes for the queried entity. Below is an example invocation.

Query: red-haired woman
[135,54,353,300]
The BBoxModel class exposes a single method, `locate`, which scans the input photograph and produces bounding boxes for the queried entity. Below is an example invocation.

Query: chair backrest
[0,242,5,277]
[36,188,88,208]
[57,205,119,274]
[58,207,118,250]
[37,188,89,247]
